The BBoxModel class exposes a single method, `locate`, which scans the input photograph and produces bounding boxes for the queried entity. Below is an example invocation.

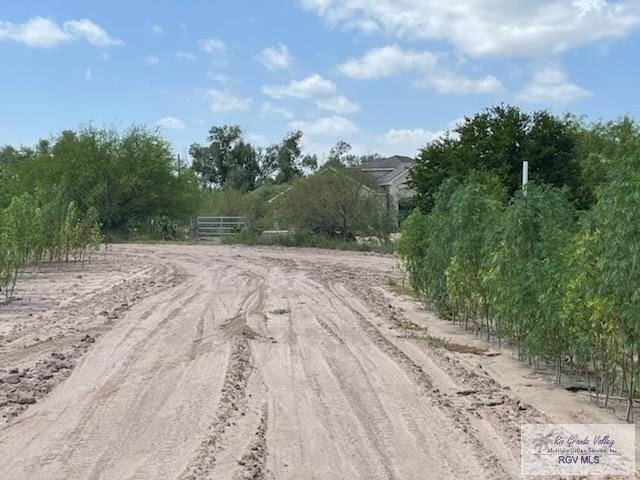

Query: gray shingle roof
[361,155,414,169]
[360,155,414,186]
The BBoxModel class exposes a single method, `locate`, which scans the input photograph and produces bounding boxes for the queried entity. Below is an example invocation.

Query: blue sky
[1,0,640,160]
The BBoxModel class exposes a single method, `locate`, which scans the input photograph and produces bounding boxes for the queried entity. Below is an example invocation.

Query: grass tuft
[403,333,488,356]
[384,278,422,299]
[392,319,428,332]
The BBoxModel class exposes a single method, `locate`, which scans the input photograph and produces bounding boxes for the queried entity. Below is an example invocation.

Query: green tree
[587,155,640,420]
[32,126,197,232]
[570,116,640,207]
[0,146,34,208]
[262,130,311,184]
[189,125,261,191]
[410,105,581,211]
[398,179,460,313]
[444,175,504,335]
[486,184,575,365]
[325,141,356,167]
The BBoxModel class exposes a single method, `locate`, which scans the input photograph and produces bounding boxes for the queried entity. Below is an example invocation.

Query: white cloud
[516,68,592,105]
[0,17,122,48]
[379,128,445,155]
[63,19,123,47]
[85,68,92,80]
[145,54,160,65]
[177,51,196,61]
[149,24,163,35]
[339,44,502,95]
[156,116,186,130]
[208,72,231,84]
[261,102,294,119]
[289,115,359,138]
[206,89,252,113]
[199,38,226,54]
[315,95,360,114]
[262,74,336,99]
[415,72,503,95]
[300,0,640,57]
[0,17,69,47]
[338,45,436,79]
[257,44,294,70]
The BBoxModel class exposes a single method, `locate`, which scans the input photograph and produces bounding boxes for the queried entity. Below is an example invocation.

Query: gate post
[190,217,198,241]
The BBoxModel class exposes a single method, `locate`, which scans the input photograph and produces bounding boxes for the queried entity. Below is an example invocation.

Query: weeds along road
[0,244,542,479]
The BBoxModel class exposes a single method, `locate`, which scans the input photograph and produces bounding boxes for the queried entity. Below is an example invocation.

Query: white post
[522,161,529,193]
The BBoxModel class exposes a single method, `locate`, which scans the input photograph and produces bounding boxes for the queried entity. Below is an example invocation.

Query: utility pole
[522,161,529,194]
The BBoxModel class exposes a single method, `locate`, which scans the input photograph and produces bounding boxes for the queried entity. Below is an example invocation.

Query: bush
[273,166,392,240]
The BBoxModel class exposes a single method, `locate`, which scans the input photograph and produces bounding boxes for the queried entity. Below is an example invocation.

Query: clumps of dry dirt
[314,314,344,343]
[364,277,549,467]
[180,336,254,480]
[308,262,404,319]
[0,256,182,423]
[422,345,548,459]
[236,404,269,480]
[0,336,94,418]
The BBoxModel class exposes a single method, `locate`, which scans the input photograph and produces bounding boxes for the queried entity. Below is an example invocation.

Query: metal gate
[192,216,246,240]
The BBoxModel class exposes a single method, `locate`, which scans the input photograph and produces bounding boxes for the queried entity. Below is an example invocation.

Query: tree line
[188,126,377,191]
[0,123,387,245]
[1,126,200,234]
[399,106,640,421]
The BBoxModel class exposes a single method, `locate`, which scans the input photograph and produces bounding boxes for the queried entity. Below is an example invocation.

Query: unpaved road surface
[0,244,570,479]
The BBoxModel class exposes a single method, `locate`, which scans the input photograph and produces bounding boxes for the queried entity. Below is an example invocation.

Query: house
[359,155,415,225]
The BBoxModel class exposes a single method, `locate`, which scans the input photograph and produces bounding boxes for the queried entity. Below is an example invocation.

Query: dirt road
[0,244,574,479]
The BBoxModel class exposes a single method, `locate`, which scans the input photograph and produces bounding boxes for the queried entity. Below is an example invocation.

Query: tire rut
[326,282,511,479]
[179,279,268,480]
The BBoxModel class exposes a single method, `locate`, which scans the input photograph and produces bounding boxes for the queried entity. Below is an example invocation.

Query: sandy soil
[0,244,635,479]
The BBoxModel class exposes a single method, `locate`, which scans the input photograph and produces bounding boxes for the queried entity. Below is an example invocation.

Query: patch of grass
[270,308,289,315]
[384,277,422,299]
[408,334,488,356]
[392,319,428,332]
[223,231,395,254]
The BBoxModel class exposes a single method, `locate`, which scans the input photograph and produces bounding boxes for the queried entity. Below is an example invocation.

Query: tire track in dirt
[280,301,391,479]
[248,266,489,479]
[234,402,269,480]
[299,299,403,479]
[0,248,252,479]
[326,282,512,479]
[305,280,488,478]
[0,245,565,479]
[179,278,269,480]
[0,259,183,423]
[48,286,211,474]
